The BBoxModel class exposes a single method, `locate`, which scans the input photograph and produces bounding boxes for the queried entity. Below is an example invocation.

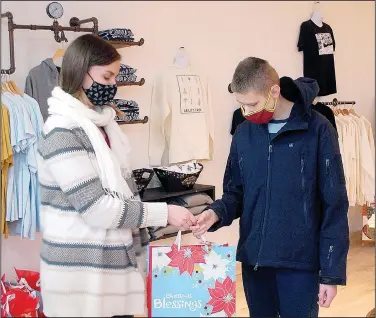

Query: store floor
[234,244,375,317]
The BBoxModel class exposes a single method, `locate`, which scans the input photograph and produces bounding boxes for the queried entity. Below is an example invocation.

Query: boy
[192,57,349,317]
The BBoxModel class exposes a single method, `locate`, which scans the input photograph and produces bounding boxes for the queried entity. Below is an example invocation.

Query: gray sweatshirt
[24,58,59,121]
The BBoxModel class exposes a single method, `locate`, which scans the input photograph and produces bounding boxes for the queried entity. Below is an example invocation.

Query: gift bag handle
[174,230,207,251]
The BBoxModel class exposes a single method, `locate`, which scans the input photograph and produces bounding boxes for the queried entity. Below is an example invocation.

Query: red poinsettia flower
[167,245,207,276]
[207,277,236,317]
[166,244,179,259]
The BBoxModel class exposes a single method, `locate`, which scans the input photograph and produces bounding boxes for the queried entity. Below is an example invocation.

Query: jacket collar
[258,103,309,136]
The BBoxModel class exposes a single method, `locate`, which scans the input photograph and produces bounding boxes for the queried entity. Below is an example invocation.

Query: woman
[37,34,196,317]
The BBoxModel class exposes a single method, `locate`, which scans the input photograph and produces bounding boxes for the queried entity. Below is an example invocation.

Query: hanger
[349,102,358,117]
[6,73,23,96]
[52,40,65,67]
[1,74,12,94]
[52,48,65,62]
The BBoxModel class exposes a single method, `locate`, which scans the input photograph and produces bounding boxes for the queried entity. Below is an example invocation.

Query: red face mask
[240,89,278,124]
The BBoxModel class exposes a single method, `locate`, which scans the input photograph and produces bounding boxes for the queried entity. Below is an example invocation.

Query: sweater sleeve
[38,127,168,229]
[148,73,170,166]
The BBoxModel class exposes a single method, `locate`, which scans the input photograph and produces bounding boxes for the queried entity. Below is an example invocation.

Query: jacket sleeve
[208,134,243,231]
[317,122,349,285]
[38,127,168,230]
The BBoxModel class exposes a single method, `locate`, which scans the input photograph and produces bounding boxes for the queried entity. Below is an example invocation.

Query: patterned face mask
[83,73,117,107]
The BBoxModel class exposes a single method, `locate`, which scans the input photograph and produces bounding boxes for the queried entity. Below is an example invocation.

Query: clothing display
[1,89,43,240]
[109,99,140,121]
[24,58,60,121]
[149,64,214,166]
[116,74,137,83]
[157,162,202,174]
[1,105,13,238]
[298,20,337,96]
[98,28,135,42]
[116,63,138,82]
[209,77,349,285]
[334,110,375,206]
[37,87,168,317]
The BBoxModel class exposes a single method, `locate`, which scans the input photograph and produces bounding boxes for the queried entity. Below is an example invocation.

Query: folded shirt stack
[116,64,138,83]
[98,28,135,42]
[148,192,214,240]
[157,163,202,174]
[109,99,140,121]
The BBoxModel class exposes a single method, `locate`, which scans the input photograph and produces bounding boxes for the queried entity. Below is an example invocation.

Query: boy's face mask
[240,88,278,124]
[83,73,117,107]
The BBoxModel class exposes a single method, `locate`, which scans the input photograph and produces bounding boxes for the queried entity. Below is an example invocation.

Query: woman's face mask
[83,73,117,107]
[240,88,278,124]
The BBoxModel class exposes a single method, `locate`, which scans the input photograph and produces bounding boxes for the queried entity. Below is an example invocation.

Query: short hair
[231,57,280,95]
[60,34,121,96]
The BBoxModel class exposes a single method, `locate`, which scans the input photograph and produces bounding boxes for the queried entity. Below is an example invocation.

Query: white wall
[1,1,374,278]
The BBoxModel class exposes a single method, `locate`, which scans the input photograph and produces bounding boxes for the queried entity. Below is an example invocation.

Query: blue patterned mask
[83,73,117,107]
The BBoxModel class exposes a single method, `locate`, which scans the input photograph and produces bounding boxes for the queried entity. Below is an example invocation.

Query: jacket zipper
[327,245,334,267]
[301,156,308,223]
[326,159,333,188]
[254,142,273,271]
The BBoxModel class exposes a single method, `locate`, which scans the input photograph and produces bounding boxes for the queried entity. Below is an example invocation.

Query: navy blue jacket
[209,78,349,285]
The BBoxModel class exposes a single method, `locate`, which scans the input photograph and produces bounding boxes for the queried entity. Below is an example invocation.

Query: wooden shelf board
[107,38,144,48]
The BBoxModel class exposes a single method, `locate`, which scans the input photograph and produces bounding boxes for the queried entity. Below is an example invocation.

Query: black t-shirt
[312,102,337,131]
[298,20,336,96]
[230,108,245,135]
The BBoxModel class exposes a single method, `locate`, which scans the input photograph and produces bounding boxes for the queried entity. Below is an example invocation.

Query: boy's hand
[191,209,219,238]
[318,284,337,307]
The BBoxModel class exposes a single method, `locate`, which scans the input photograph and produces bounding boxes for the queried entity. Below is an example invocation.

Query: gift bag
[147,232,236,317]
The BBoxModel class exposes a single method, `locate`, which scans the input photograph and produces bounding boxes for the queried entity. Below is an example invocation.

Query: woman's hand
[167,205,197,230]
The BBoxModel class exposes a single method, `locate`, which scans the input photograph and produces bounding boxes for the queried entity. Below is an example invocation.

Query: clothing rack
[1,11,98,74]
[322,98,356,107]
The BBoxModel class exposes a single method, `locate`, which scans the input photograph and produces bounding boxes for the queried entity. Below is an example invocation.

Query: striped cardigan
[37,115,168,317]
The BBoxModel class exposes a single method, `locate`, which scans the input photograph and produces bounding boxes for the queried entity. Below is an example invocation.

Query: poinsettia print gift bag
[147,231,236,317]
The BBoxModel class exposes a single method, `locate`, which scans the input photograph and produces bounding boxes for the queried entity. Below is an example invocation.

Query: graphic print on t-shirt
[315,33,334,55]
[177,75,204,114]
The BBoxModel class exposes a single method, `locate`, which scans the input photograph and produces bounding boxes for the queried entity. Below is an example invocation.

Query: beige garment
[149,65,214,166]
[336,116,352,203]
[358,117,375,202]
[340,115,357,206]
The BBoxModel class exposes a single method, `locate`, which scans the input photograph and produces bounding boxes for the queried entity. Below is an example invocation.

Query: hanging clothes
[334,109,375,207]
[1,86,43,240]
[24,58,60,121]
[1,105,13,237]
[149,64,214,166]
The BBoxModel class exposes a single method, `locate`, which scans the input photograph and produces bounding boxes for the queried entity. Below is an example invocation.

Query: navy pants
[242,264,320,318]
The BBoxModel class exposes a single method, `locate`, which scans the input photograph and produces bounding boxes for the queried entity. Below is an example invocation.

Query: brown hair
[60,34,121,96]
[231,57,280,95]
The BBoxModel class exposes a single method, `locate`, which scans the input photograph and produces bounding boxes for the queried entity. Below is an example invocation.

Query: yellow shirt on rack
[1,104,13,237]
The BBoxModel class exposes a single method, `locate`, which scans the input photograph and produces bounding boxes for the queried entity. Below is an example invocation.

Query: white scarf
[48,87,134,200]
